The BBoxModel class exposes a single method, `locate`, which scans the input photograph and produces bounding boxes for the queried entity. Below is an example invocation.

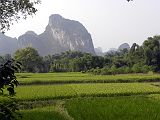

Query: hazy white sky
[5,0,160,52]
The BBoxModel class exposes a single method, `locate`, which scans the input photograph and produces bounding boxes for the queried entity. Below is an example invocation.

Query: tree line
[1,35,160,74]
[92,35,160,75]
[11,48,105,73]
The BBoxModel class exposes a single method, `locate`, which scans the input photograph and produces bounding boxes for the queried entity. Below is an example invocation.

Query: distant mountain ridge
[94,47,104,56]
[105,43,130,55]
[0,14,95,56]
[118,43,130,51]
[0,33,18,55]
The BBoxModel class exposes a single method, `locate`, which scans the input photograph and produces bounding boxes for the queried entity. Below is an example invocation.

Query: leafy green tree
[143,36,160,71]
[0,99,21,120]
[113,58,127,68]
[0,60,21,95]
[126,43,144,67]
[0,60,21,120]
[69,58,83,72]
[14,47,42,72]
[42,55,54,72]
[131,63,142,73]
[0,0,40,33]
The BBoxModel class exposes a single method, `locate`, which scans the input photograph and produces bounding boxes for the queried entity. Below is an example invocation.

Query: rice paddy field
[3,72,160,120]
[17,72,160,84]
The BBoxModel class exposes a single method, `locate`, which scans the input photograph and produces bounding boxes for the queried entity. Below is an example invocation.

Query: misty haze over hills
[0,14,131,56]
[95,43,130,56]
[0,14,95,56]
[0,33,18,55]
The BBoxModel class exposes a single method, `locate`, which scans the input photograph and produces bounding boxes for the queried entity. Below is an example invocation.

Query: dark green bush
[0,98,21,120]
[0,60,21,120]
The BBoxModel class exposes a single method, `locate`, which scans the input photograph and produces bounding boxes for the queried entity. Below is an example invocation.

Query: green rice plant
[16,72,160,85]
[10,83,160,101]
[65,95,160,120]
[19,106,66,120]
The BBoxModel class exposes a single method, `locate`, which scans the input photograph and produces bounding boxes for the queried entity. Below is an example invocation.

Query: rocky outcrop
[106,43,130,55]
[118,43,130,51]
[17,14,95,56]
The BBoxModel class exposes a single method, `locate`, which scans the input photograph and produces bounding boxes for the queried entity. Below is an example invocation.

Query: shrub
[131,63,142,73]
[0,60,21,120]
[0,98,21,120]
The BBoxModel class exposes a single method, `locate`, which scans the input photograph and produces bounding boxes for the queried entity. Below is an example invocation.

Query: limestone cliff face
[18,14,95,56]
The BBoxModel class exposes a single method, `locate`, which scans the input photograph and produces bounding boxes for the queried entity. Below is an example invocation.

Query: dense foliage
[0,60,21,120]
[90,35,160,75]
[49,51,105,72]
[0,99,21,120]
[0,60,21,95]
[14,47,43,72]
[13,49,105,73]
[0,35,157,74]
